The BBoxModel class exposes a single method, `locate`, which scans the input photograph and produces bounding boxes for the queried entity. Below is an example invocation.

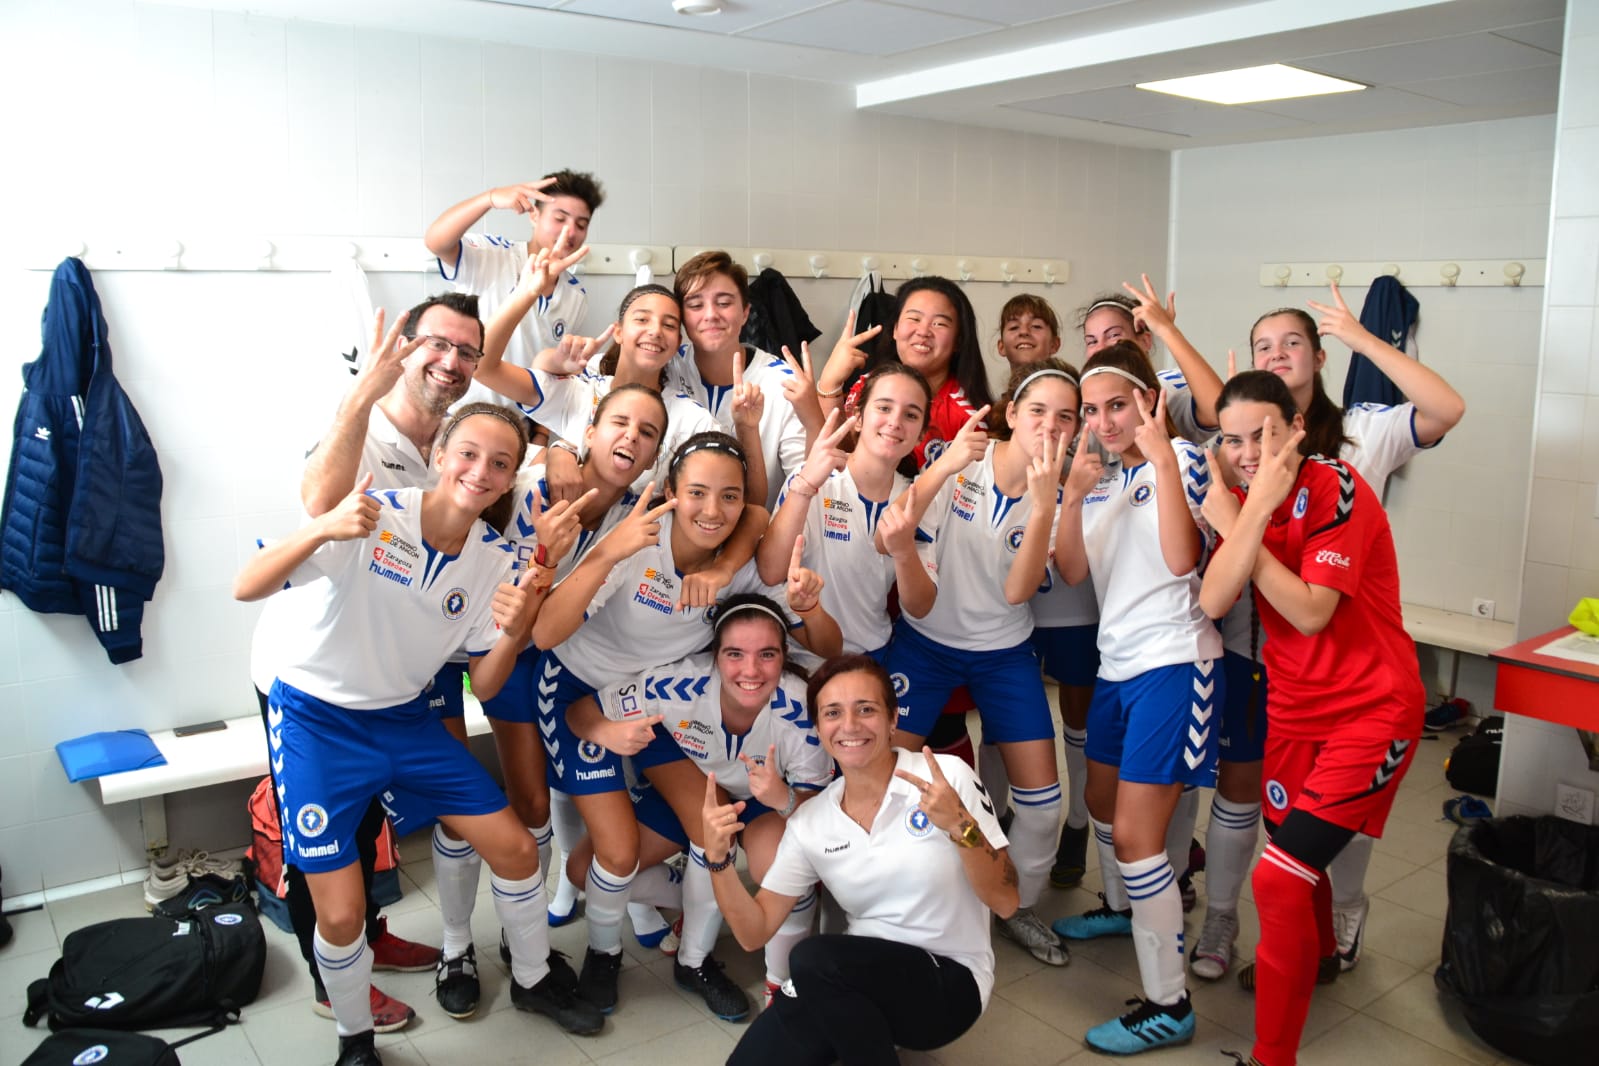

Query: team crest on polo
[1265,779,1289,811]
[1005,525,1027,552]
[442,587,468,620]
[214,912,244,926]
[297,803,330,838]
[1293,487,1310,519]
[578,740,607,764]
[890,672,909,697]
[1131,484,1154,506]
[72,1048,109,1065]
[905,807,934,838]
[923,438,946,465]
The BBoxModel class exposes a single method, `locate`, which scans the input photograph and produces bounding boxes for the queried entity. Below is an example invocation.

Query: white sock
[584,858,635,955]
[1008,782,1062,909]
[1165,786,1200,878]
[628,862,683,911]
[1120,853,1186,1006]
[491,870,551,988]
[1204,796,1261,914]
[1327,833,1374,909]
[312,928,370,1037]
[978,741,1011,815]
[1062,726,1089,829]
[679,846,726,969]
[1092,817,1130,911]
[548,791,586,916]
[531,819,553,883]
[765,887,815,985]
[432,824,481,960]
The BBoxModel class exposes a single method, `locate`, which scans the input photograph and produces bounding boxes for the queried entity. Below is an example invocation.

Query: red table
[1490,626,1599,732]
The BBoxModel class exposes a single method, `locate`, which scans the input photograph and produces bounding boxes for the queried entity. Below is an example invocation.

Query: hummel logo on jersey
[1314,549,1351,569]
[824,842,851,854]
[33,426,50,441]
[381,459,405,471]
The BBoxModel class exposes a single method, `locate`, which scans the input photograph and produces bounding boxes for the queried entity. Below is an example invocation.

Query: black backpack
[1446,715,1504,797]
[23,902,265,1032]
[20,1025,226,1065]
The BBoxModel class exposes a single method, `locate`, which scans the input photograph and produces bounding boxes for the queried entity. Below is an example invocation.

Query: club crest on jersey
[1265,779,1289,811]
[441,587,468,620]
[923,437,946,465]
[1005,525,1027,553]
[577,740,606,764]
[297,803,330,838]
[890,672,910,698]
[1293,487,1309,519]
[1130,484,1154,507]
[905,807,934,838]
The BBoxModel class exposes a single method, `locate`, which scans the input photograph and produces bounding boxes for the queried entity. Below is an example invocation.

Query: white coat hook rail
[25,238,673,276]
[675,247,1069,286]
[1259,259,1545,289]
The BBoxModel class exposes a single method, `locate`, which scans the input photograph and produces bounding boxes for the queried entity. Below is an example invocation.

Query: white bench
[98,695,493,854]
[1401,602,1516,698]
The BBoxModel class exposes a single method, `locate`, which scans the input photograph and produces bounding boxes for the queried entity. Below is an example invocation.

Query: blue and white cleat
[1052,893,1134,940]
[1085,995,1195,1055]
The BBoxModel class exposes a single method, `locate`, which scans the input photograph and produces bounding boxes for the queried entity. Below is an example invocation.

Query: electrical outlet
[1555,783,1596,825]
[1472,598,1496,620]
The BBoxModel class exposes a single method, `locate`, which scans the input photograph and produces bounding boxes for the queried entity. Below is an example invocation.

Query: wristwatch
[949,818,982,849]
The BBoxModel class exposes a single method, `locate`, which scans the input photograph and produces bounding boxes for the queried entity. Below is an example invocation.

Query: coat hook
[1273,265,1291,288]
[628,248,654,269]
[807,254,828,279]
[258,240,275,270]
[1381,263,1400,277]
[1440,263,1460,287]
[999,261,1015,284]
[1503,261,1525,287]
[956,259,974,283]
[165,240,185,270]
[861,255,879,274]
[1041,262,1057,285]
[1325,264,1344,283]
[910,257,928,277]
[753,252,774,271]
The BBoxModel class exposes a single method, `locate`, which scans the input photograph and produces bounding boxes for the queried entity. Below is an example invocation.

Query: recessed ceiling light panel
[672,0,723,14]
[1137,63,1365,105]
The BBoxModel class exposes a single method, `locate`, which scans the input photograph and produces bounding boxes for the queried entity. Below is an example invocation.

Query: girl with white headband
[1051,341,1222,1055]
[883,359,1078,968]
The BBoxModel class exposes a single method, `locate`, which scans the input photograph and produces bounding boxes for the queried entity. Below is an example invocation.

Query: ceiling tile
[881,0,1121,27]
[1490,20,1565,55]
[1014,99,1308,138]
[1010,86,1184,122]
[556,0,830,34]
[1396,63,1562,108]
[741,0,1002,56]
[1246,85,1461,123]
[1302,32,1559,86]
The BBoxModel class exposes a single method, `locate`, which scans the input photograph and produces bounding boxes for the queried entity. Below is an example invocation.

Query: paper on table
[1535,631,1599,667]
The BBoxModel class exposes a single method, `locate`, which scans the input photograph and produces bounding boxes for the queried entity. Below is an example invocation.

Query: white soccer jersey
[780,466,908,655]
[438,234,587,409]
[269,487,512,709]
[554,513,788,689]
[667,344,808,511]
[522,372,721,495]
[908,443,1051,652]
[1157,367,1215,444]
[1079,439,1222,681]
[597,652,832,797]
[249,406,440,693]
[1032,498,1099,627]
[503,462,639,579]
[1341,402,1432,496]
[761,749,1008,1008]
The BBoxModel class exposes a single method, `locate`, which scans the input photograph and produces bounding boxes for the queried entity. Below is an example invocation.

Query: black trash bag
[1434,815,1599,1065]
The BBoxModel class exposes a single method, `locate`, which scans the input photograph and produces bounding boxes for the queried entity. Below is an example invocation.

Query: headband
[443,404,528,444]
[1014,368,1080,398]
[714,601,788,633]
[672,436,746,469]
[1080,365,1151,390]
[1085,298,1134,316]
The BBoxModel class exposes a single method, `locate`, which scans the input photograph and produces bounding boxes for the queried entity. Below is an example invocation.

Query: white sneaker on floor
[996,907,1070,967]
[1332,895,1368,972]
[143,850,242,909]
[1190,908,1239,980]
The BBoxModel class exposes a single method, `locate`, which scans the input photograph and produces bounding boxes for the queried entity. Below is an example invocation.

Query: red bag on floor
[246,778,400,899]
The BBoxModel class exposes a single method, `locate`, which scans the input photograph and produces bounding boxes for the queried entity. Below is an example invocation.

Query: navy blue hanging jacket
[1342,274,1418,409]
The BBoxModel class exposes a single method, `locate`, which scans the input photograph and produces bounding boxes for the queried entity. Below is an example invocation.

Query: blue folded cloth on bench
[56,729,167,782]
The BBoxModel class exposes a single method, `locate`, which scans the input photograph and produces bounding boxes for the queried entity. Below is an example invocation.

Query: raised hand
[738,743,786,810]
[537,324,616,376]
[322,472,380,540]
[1131,387,1173,466]
[1306,280,1366,349]
[596,483,675,563]
[892,746,967,836]
[1247,415,1307,512]
[729,349,766,432]
[488,178,556,215]
[1200,447,1242,539]
[600,713,666,757]
[520,228,593,300]
[795,408,852,493]
[1026,428,1070,507]
[940,404,992,471]
[354,309,421,401]
[1065,431,1106,503]
[702,771,747,864]
[491,573,534,637]
[877,483,918,557]
[529,484,599,577]
[779,342,825,434]
[1121,272,1178,335]
[786,534,824,615]
[816,311,882,396]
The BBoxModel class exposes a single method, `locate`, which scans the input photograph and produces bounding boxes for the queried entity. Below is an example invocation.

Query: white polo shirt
[761,749,1009,1008]
[1341,402,1435,497]
[667,344,808,511]
[597,652,832,798]
[270,487,513,709]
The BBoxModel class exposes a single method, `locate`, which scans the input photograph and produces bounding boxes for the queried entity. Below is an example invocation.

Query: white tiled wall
[1170,115,1556,624]
[1499,0,1599,818]
[0,1,1170,893]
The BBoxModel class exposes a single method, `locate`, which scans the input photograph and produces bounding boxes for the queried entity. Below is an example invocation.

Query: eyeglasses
[415,334,484,366]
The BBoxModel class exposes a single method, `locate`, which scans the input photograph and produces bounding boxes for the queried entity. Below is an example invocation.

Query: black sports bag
[19,1024,229,1065]
[23,902,265,1032]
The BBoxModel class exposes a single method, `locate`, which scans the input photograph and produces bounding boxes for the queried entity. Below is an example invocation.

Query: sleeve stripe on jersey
[644,676,711,701]
[1305,456,1356,537]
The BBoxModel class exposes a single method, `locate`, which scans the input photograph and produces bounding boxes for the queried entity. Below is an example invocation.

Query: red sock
[1314,868,1335,960]
[1250,843,1322,1065]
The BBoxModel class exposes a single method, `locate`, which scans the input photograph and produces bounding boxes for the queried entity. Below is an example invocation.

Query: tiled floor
[2,728,1524,1065]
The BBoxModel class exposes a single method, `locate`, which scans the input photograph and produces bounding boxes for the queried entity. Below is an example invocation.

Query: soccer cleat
[1052,894,1133,940]
[996,907,1070,966]
[369,916,439,972]
[1190,909,1239,980]
[152,872,250,917]
[1236,954,1340,993]
[1178,873,1197,913]
[313,984,415,1034]
[433,945,481,1019]
[1443,795,1493,825]
[674,955,752,1021]
[512,964,605,1035]
[335,1029,383,1066]
[1332,895,1369,971]
[1085,995,1195,1055]
[1050,822,1089,889]
[1424,697,1471,732]
[576,947,624,1013]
